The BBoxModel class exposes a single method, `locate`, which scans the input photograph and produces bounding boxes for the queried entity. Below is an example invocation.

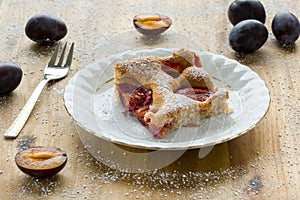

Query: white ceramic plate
[64,48,270,150]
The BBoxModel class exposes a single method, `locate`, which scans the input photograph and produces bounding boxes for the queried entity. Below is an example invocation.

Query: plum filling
[161,64,181,78]
[149,122,174,138]
[176,87,213,102]
[194,54,202,68]
[134,106,151,126]
[162,58,185,73]
[161,52,202,78]
[117,83,153,126]
[117,83,152,112]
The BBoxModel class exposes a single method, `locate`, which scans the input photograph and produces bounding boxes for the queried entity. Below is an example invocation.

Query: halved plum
[133,13,172,36]
[15,146,67,178]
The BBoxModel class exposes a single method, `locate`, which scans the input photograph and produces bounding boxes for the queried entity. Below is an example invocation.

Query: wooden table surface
[0,0,299,199]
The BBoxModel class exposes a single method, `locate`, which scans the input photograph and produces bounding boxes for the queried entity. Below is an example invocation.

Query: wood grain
[0,0,299,199]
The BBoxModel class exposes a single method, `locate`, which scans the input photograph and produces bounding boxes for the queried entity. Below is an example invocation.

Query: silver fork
[4,42,74,139]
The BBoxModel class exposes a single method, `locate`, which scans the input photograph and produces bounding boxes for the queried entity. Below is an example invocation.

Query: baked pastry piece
[114,49,230,138]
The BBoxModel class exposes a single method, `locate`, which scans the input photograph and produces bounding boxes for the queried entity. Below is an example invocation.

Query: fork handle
[4,79,49,139]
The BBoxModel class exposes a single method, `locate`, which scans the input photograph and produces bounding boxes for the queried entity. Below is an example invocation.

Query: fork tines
[48,42,74,67]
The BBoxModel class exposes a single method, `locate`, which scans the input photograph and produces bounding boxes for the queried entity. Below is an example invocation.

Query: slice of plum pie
[114,48,231,138]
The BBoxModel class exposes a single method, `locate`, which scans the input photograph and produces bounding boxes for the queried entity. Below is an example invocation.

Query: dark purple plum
[271,12,300,45]
[228,0,266,25]
[229,19,268,53]
[25,14,67,45]
[0,63,23,95]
